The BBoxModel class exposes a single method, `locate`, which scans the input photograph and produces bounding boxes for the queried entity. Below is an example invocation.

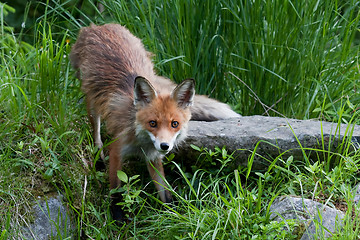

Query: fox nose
[160,142,169,151]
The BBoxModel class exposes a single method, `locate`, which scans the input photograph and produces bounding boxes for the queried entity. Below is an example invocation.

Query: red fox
[70,23,239,221]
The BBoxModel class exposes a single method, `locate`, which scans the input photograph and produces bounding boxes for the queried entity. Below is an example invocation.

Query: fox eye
[171,121,179,128]
[149,120,157,128]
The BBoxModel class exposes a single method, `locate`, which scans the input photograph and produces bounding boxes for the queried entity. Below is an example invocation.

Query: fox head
[134,76,195,155]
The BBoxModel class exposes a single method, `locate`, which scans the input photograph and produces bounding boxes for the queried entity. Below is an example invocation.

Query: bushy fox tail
[191,95,240,121]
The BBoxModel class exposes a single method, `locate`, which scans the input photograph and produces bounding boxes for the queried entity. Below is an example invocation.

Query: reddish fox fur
[70,23,239,221]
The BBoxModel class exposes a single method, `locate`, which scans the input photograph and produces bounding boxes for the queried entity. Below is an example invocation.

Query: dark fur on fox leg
[110,192,126,224]
[94,154,106,171]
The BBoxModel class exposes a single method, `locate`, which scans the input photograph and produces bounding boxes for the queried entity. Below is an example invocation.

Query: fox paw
[111,203,125,225]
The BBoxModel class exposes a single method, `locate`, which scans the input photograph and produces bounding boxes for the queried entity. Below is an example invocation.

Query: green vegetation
[0,0,360,239]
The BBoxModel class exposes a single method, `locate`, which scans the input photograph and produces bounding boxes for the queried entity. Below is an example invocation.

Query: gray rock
[21,195,72,239]
[270,196,345,239]
[176,116,360,169]
[354,184,360,205]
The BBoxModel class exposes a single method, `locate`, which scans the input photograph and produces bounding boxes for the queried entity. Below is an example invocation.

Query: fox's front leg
[109,140,124,222]
[146,158,172,203]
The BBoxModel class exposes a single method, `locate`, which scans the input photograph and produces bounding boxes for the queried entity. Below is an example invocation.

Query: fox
[70,23,239,221]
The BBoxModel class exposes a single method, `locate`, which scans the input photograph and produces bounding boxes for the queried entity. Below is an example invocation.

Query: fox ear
[134,76,157,107]
[171,79,195,108]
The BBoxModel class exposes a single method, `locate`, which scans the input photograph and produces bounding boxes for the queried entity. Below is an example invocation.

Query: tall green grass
[4,0,360,120]
[40,0,360,120]
[85,0,360,120]
[0,2,89,237]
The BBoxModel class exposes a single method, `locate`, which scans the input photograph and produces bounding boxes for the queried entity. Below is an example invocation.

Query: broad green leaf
[117,170,128,183]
